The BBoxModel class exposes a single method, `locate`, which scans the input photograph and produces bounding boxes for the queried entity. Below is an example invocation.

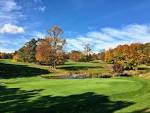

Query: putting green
[1,77,150,113]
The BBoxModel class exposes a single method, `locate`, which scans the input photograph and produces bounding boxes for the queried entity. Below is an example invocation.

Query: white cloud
[0,0,23,25]
[0,47,15,53]
[0,24,25,34]
[66,24,150,52]
[0,0,21,12]
[31,31,46,39]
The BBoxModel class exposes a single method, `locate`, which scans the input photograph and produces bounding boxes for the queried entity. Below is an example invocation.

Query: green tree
[13,38,37,63]
[24,38,37,63]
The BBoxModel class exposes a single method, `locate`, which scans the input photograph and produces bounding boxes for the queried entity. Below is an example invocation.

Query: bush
[124,60,137,70]
[112,63,124,73]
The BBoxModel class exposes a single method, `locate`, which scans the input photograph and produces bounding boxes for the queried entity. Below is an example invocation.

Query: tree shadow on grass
[0,85,134,113]
[0,62,50,78]
[131,108,150,113]
[57,65,104,71]
[0,85,43,113]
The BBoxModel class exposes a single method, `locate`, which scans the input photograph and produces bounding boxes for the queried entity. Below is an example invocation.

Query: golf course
[0,59,150,113]
[1,0,150,113]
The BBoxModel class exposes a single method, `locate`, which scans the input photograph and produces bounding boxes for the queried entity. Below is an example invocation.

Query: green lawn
[0,59,112,78]
[0,59,150,113]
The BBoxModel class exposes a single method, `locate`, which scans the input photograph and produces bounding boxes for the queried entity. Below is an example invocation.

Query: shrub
[112,63,124,73]
[124,60,137,70]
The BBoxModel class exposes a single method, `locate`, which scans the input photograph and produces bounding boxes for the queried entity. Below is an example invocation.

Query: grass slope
[0,59,150,113]
[0,59,112,78]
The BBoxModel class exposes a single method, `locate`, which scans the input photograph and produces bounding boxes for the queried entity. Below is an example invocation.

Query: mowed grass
[0,59,112,78]
[0,59,150,113]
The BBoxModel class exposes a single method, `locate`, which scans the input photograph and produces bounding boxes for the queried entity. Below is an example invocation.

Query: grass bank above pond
[0,59,112,78]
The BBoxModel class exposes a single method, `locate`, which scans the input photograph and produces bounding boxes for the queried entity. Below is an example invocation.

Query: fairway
[0,60,150,113]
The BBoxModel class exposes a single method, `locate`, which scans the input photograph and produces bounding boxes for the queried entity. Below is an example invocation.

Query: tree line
[101,43,150,70]
[0,52,12,59]
[68,50,100,62]
[12,26,99,68]
[0,25,150,71]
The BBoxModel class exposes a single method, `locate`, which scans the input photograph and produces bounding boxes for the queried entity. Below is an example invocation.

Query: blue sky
[0,0,150,53]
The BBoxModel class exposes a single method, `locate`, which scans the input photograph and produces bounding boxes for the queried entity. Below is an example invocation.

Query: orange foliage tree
[36,37,66,65]
[69,51,83,62]
[103,43,148,70]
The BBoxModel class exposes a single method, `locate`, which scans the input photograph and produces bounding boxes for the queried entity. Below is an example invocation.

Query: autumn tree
[36,37,66,65]
[13,47,25,62]
[103,43,149,70]
[104,49,114,63]
[36,26,66,67]
[142,43,150,64]
[121,43,143,69]
[35,38,53,65]
[13,51,20,61]
[83,43,92,62]
[69,51,83,62]
[47,25,65,68]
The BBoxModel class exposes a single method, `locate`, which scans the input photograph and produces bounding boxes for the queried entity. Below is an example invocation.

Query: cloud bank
[66,24,150,52]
